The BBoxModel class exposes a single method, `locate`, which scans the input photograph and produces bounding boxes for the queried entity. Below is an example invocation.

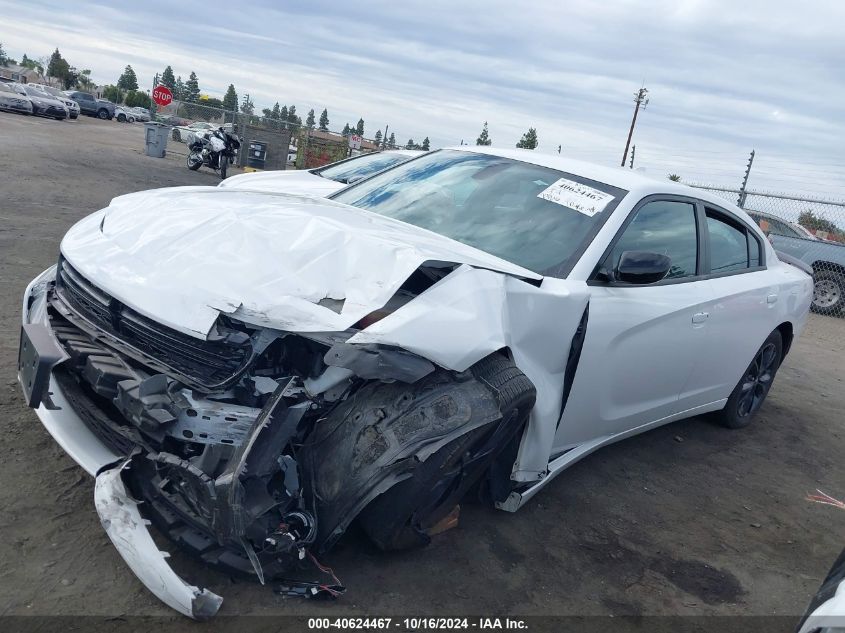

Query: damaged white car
[19,147,813,618]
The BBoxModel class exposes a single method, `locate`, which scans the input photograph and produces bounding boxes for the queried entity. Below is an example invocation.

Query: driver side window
[610,200,699,281]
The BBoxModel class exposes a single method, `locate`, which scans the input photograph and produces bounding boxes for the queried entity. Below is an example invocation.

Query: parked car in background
[219,149,425,196]
[66,91,114,120]
[114,105,136,123]
[171,121,217,142]
[11,84,67,120]
[130,107,151,122]
[27,84,80,119]
[0,82,33,114]
[748,209,845,315]
[19,147,812,618]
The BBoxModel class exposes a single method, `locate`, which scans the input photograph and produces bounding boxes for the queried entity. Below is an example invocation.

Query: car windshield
[24,86,48,97]
[316,153,413,184]
[331,149,627,274]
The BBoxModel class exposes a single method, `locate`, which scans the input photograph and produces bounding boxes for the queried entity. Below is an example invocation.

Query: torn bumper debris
[94,459,223,620]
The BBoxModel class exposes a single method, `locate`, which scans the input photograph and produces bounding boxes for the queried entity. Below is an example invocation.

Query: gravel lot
[0,113,843,628]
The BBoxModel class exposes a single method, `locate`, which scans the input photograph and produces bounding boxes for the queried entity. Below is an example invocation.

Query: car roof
[384,149,425,157]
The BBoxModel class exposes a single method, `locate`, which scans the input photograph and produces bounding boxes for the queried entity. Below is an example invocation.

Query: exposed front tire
[220,156,228,180]
[715,330,782,429]
[355,355,536,551]
[186,153,202,171]
[811,270,844,316]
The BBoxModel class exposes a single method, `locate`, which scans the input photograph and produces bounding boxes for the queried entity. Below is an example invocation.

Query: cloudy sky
[3,0,845,199]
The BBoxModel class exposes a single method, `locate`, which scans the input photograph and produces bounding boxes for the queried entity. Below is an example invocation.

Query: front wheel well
[776,322,794,360]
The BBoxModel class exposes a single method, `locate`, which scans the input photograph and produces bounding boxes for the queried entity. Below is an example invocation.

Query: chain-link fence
[154,99,390,170]
[690,184,845,317]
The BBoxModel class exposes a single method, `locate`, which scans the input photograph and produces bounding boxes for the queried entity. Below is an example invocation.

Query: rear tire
[811,270,844,316]
[97,108,109,120]
[172,129,181,142]
[357,355,535,551]
[715,330,782,429]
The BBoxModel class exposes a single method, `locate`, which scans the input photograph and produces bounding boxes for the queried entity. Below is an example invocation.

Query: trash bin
[144,122,169,158]
[246,140,267,171]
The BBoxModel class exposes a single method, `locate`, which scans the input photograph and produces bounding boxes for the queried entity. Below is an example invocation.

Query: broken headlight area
[37,263,536,615]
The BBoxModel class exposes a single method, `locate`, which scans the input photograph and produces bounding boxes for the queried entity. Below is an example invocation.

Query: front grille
[55,258,253,390]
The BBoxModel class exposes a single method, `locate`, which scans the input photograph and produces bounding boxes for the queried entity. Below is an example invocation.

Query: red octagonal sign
[152,85,173,107]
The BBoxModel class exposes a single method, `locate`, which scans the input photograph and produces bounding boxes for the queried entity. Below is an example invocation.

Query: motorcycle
[186,127,241,179]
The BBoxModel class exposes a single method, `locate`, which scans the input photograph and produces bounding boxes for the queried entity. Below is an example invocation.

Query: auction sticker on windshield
[537,178,615,217]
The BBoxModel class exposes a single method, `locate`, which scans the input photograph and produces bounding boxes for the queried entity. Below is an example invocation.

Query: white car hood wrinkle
[60,186,540,338]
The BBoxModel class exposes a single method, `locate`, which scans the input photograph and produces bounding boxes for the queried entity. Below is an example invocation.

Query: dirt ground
[0,114,843,627]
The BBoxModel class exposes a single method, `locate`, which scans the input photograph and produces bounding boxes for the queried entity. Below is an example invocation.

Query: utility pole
[558,144,562,154]
[621,86,649,167]
[737,150,755,208]
[629,145,636,169]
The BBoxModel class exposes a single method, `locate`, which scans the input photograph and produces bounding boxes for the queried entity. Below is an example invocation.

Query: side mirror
[346,175,365,185]
[616,250,672,284]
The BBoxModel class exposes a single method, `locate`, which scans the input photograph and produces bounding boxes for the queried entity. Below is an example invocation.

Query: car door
[554,196,712,451]
[681,205,781,408]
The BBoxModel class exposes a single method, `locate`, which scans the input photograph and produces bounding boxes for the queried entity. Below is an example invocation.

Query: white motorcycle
[186,127,241,180]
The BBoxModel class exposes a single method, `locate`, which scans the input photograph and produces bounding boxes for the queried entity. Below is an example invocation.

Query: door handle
[767,294,778,304]
[692,312,710,324]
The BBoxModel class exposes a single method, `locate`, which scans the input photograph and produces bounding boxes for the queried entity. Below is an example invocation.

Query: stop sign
[152,85,173,107]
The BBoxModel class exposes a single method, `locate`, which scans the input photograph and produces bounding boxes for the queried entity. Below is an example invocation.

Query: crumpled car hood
[60,186,540,337]
[218,170,345,196]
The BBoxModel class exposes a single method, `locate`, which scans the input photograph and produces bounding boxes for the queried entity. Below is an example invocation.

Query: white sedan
[18,147,812,618]
[219,149,424,196]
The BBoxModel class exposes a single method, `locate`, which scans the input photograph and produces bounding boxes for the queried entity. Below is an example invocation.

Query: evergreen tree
[342,123,350,136]
[271,102,281,119]
[476,121,492,146]
[306,108,316,129]
[46,48,72,88]
[355,118,364,136]
[174,76,185,100]
[421,136,430,151]
[280,105,288,121]
[287,105,298,127]
[388,132,396,148]
[318,108,329,131]
[184,71,200,103]
[117,65,138,91]
[374,130,382,145]
[240,93,254,115]
[161,65,176,90]
[515,127,538,149]
[0,43,10,67]
[222,84,238,111]
[406,138,415,149]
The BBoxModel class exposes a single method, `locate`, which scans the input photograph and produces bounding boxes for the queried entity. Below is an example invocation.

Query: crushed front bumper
[95,458,223,619]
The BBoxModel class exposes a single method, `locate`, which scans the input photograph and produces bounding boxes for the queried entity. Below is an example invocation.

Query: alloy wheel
[813,279,840,309]
[736,342,778,418]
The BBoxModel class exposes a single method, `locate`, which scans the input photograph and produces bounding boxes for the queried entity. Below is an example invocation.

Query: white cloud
[2,0,843,194]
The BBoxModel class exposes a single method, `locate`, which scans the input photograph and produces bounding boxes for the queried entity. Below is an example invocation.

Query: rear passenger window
[706,210,761,274]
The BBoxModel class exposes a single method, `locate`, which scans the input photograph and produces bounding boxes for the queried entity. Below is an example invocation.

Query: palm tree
[668,174,681,182]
